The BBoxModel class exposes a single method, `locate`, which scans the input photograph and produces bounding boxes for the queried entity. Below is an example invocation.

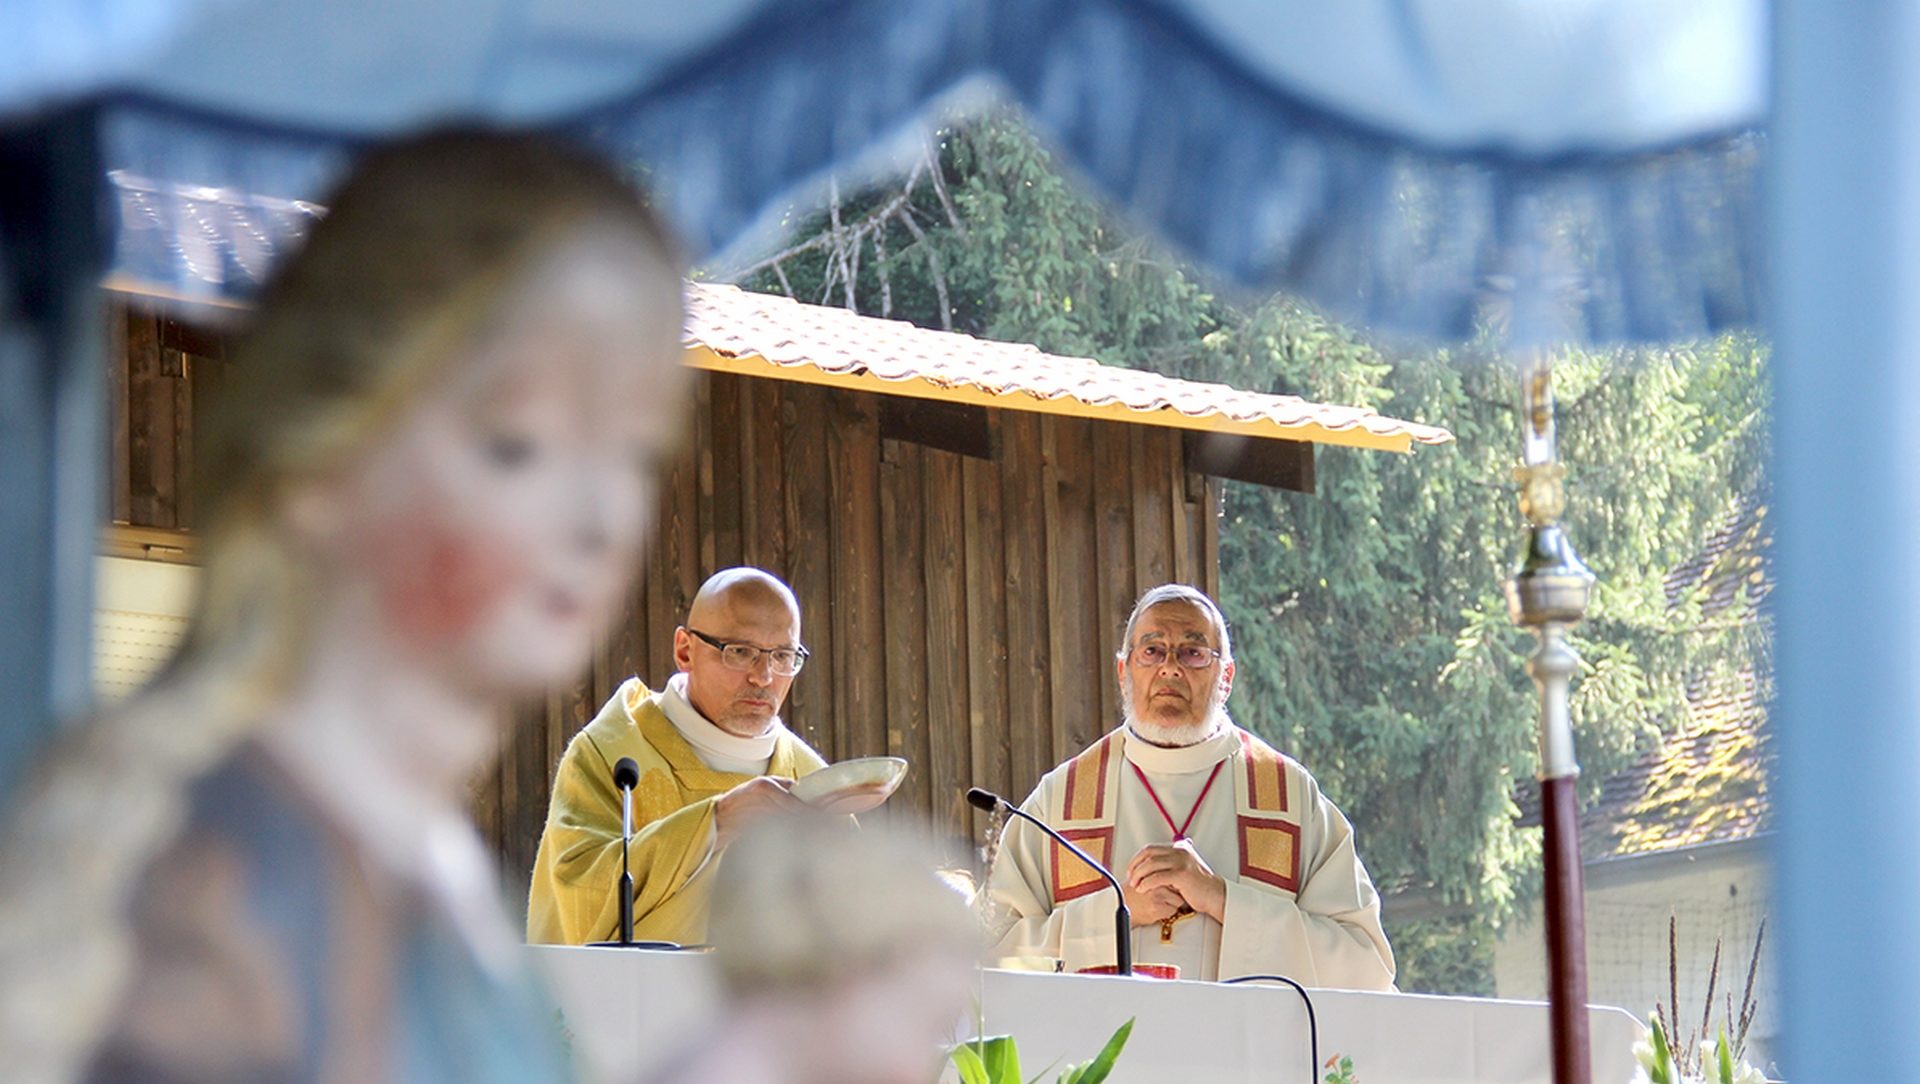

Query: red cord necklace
[1129,758,1226,842]
[1130,757,1226,943]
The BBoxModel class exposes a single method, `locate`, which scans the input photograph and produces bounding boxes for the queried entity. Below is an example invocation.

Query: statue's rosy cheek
[371,522,525,644]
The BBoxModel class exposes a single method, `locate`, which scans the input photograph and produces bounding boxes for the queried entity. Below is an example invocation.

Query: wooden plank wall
[113,306,226,529]
[482,372,1222,906]
[98,318,1223,911]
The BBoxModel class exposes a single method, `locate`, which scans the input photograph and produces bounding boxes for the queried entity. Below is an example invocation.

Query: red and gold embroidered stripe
[1051,826,1117,903]
[1061,732,1115,823]
[1237,814,1302,893]
[1239,731,1289,813]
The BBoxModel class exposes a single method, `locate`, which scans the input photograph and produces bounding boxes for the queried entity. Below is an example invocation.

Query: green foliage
[949,1018,1134,1084]
[1060,1017,1133,1084]
[1386,916,1497,997]
[735,112,1770,994]
[1205,327,1769,948]
[1636,1017,1764,1084]
[1647,1015,1677,1084]
[1323,1054,1359,1084]
[1645,918,1768,1083]
[950,1034,1017,1084]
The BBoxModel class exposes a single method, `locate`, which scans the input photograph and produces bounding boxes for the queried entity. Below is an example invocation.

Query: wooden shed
[98,284,1451,893]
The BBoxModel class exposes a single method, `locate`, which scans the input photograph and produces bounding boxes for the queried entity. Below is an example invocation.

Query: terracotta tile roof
[1591,674,1770,858]
[682,283,1453,454]
[1664,498,1772,618]
[1511,672,1771,862]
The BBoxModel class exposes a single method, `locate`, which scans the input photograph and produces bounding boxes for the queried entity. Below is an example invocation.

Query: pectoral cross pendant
[1159,905,1196,944]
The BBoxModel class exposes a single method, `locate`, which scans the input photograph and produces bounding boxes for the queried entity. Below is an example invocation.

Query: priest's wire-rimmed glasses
[685,627,810,676]
[1128,643,1222,670]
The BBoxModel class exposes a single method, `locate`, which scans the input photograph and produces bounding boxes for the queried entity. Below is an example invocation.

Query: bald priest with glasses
[528,568,824,945]
[980,584,1396,989]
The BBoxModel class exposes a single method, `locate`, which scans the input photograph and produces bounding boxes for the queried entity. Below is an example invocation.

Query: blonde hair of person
[0,129,681,1082]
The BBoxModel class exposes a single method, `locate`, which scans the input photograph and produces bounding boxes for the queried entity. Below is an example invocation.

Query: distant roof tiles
[1588,673,1771,860]
[1520,497,1773,862]
[682,283,1453,454]
[1664,498,1771,612]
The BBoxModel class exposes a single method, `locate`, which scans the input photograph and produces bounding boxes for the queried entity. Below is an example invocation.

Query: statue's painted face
[318,225,686,695]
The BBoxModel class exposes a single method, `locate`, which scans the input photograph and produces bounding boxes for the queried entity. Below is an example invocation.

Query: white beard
[1123,704,1230,748]
[1120,666,1233,747]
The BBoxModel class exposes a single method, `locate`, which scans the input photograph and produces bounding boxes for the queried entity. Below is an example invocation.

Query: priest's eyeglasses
[686,628,810,676]
[1129,643,1222,669]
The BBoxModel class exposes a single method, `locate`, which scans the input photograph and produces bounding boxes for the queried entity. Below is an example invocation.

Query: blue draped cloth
[16,0,1767,343]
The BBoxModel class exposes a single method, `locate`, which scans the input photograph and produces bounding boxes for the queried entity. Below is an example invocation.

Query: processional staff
[1506,358,1595,1084]
[1497,241,1597,1084]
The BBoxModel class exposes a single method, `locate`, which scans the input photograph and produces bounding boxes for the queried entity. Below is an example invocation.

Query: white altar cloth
[529,945,1644,1083]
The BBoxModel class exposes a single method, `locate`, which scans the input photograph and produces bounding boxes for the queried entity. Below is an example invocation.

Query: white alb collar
[662,672,782,763]
[1122,719,1238,776]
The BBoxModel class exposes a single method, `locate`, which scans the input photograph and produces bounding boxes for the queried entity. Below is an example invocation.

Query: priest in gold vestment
[981,585,1396,989]
[528,569,824,945]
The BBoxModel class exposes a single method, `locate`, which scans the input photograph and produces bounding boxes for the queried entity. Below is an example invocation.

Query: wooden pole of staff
[1504,362,1595,1084]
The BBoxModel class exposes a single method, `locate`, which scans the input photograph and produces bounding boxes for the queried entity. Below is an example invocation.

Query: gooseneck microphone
[612,756,640,945]
[967,786,1131,976]
[1224,974,1320,1084]
[590,758,661,949]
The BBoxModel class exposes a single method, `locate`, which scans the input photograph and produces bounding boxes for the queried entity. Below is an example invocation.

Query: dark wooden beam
[1182,430,1316,493]
[878,395,996,461]
[155,314,231,362]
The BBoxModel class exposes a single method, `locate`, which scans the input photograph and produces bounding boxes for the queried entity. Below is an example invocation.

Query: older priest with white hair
[981,584,1396,988]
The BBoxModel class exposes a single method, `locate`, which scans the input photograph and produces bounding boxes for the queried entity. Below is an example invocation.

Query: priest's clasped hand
[1123,880,1187,927]
[1125,840,1227,923]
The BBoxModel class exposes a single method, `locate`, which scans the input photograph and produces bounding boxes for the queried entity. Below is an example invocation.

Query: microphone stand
[617,773,635,945]
[590,758,680,950]
[968,787,1131,976]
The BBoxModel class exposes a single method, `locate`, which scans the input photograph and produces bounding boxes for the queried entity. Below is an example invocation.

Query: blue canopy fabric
[0,0,1772,805]
[32,14,1920,1084]
[49,0,1767,343]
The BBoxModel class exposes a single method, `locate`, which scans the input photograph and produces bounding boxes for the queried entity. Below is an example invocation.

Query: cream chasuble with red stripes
[982,724,1395,988]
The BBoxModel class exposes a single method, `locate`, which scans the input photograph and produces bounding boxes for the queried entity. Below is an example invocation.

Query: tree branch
[896,207,951,330]
[926,133,966,235]
[828,176,857,309]
[873,225,893,318]
[714,167,924,286]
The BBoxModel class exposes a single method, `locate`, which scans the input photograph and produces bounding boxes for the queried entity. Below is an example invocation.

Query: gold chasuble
[982,723,1395,988]
[526,678,827,945]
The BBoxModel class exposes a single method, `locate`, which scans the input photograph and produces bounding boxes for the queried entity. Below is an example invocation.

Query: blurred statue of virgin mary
[0,129,691,1083]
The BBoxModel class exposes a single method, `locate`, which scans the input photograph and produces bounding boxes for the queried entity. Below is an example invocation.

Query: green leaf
[1059,1018,1134,1084]
[1647,1015,1674,1084]
[981,1035,1021,1084]
[950,1044,990,1084]
[1322,1054,1357,1084]
[1717,1028,1734,1084]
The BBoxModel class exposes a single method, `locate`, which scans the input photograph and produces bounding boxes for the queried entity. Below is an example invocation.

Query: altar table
[529,945,1643,1083]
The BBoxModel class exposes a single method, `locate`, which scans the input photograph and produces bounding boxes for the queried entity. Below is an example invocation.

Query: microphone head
[965,787,1002,813]
[613,757,641,791]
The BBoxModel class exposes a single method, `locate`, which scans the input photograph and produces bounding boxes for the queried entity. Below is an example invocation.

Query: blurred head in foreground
[200,127,686,722]
[0,129,688,1081]
[655,817,978,1084]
